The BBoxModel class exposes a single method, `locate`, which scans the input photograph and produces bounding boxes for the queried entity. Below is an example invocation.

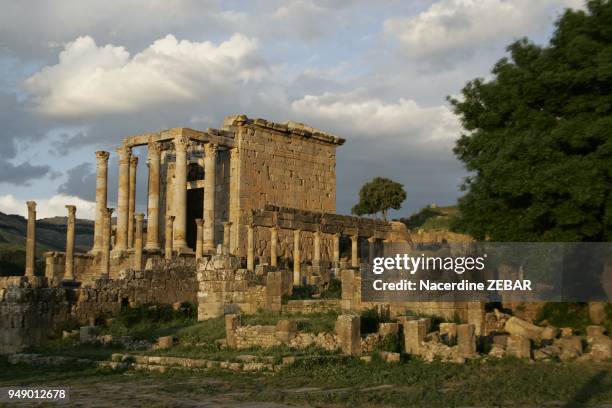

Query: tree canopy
[449,0,612,242]
[351,177,407,221]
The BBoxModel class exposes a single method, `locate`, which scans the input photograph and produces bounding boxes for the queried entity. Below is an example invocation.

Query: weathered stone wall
[225,115,344,256]
[340,268,475,322]
[1,261,197,354]
[0,278,71,354]
[282,299,341,314]
[197,254,269,320]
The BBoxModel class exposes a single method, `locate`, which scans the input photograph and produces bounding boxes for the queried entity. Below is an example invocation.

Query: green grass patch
[535,302,601,335]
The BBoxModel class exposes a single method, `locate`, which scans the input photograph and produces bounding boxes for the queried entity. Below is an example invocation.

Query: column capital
[65,205,76,216]
[147,141,162,156]
[105,207,114,216]
[130,156,139,166]
[166,214,175,222]
[96,150,110,162]
[205,142,219,156]
[230,147,239,159]
[116,145,132,163]
[222,221,232,227]
[368,236,377,243]
[26,201,36,212]
[135,213,145,221]
[195,218,203,227]
[173,135,190,152]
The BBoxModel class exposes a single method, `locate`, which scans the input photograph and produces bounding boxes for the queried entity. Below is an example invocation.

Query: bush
[361,308,391,334]
[320,278,342,299]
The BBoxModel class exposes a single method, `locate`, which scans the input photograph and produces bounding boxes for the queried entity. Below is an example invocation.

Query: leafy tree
[449,0,612,242]
[352,177,407,221]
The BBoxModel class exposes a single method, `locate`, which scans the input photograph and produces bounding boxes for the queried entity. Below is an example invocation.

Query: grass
[2,353,610,407]
[535,302,612,335]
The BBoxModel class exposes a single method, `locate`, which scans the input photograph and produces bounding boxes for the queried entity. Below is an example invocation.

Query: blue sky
[0,0,583,219]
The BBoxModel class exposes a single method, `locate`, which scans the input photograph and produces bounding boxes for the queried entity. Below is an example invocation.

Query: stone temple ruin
[1,114,610,365]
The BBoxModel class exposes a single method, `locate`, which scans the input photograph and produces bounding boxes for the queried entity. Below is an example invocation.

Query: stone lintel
[123,128,236,148]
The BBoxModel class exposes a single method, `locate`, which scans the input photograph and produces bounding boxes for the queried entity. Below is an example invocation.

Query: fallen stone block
[504,317,543,340]
[540,326,559,342]
[378,351,400,363]
[533,345,560,361]
[556,336,583,361]
[506,335,531,359]
[157,336,174,349]
[590,335,611,362]
[586,325,606,338]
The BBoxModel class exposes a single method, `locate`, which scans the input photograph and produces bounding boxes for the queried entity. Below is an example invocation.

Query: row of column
[23,202,78,281]
[92,137,219,257]
[241,226,370,286]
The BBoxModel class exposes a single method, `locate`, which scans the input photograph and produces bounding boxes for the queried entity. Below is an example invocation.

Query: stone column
[293,229,301,286]
[25,201,37,277]
[368,236,377,263]
[165,215,175,260]
[203,143,217,253]
[133,213,144,270]
[114,145,132,252]
[64,205,76,281]
[127,156,138,249]
[222,222,232,254]
[457,324,477,358]
[101,208,113,277]
[145,142,161,251]
[350,235,359,268]
[247,224,254,272]
[335,315,361,356]
[195,219,203,260]
[270,226,278,267]
[313,230,321,264]
[93,151,109,253]
[172,136,189,251]
[333,233,340,266]
[404,319,428,355]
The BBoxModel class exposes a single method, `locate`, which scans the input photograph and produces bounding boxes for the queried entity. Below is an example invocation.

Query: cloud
[24,34,269,118]
[0,194,96,220]
[57,162,97,201]
[384,0,584,62]
[290,92,461,149]
[0,160,52,185]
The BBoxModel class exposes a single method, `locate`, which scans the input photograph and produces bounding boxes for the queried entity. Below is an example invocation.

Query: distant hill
[398,205,459,231]
[0,211,94,276]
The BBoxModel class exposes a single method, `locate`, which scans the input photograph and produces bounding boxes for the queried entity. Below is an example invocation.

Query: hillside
[0,212,94,276]
[399,205,459,231]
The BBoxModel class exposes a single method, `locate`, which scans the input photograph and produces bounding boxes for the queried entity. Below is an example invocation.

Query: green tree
[449,0,612,242]
[352,177,407,221]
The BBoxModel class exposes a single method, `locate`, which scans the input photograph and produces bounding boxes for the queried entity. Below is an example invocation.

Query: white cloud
[24,33,268,118]
[0,194,96,220]
[291,92,461,148]
[384,0,584,60]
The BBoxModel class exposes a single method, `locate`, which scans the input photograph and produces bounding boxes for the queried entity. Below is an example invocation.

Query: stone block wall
[1,260,197,354]
[282,299,341,314]
[43,251,149,286]
[197,254,269,320]
[0,278,72,354]
[340,268,477,322]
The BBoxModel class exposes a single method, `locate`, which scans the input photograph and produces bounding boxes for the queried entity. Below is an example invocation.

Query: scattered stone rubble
[220,311,612,365]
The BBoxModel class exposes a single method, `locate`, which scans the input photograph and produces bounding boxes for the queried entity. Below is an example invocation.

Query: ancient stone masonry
[0,260,197,353]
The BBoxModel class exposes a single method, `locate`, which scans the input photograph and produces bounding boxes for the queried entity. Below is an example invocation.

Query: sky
[0,0,585,220]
